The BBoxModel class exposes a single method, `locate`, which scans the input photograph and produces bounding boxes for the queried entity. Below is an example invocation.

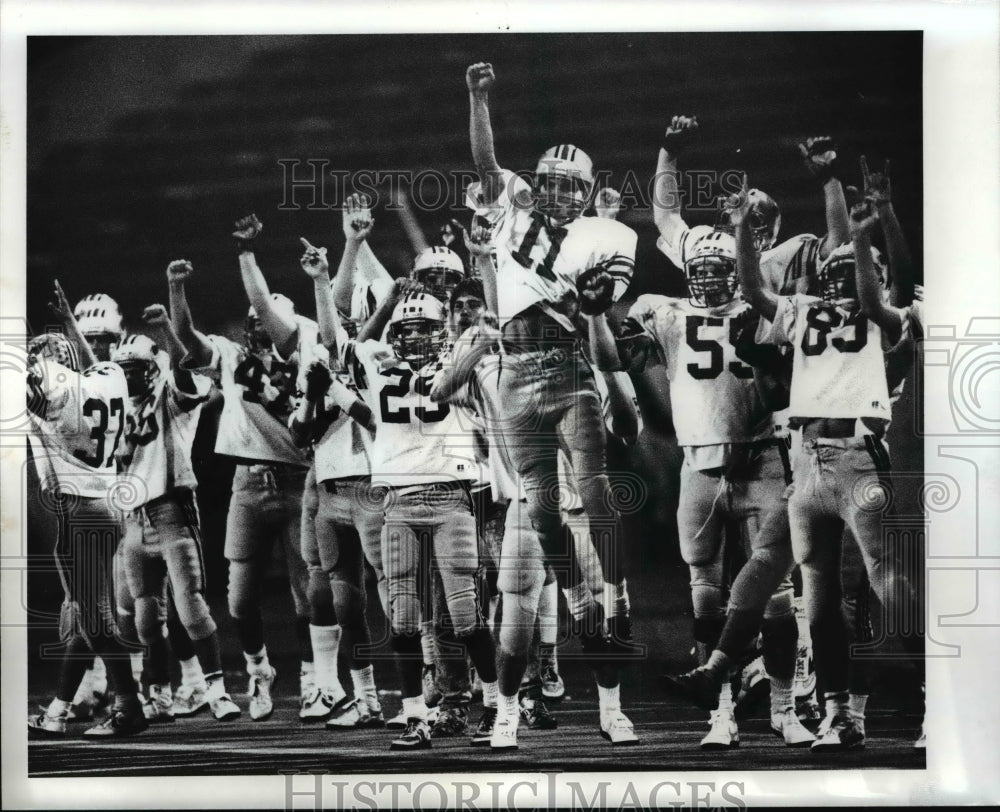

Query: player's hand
[576,264,616,316]
[47,280,74,323]
[142,304,170,329]
[166,259,194,284]
[723,173,752,227]
[304,360,332,401]
[389,276,423,303]
[457,218,493,258]
[299,238,330,278]
[342,193,374,242]
[860,155,891,207]
[798,136,839,184]
[662,115,699,154]
[466,62,495,96]
[848,198,880,238]
[594,187,622,220]
[913,283,924,302]
[233,214,263,252]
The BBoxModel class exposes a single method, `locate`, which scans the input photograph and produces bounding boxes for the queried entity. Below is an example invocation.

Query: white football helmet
[74,293,124,361]
[246,293,296,352]
[388,293,447,368]
[411,247,466,303]
[745,189,782,252]
[685,231,739,307]
[28,332,81,373]
[534,144,595,226]
[817,243,887,304]
[112,334,160,398]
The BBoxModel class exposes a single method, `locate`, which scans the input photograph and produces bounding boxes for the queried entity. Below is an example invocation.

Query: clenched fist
[232,214,263,253]
[576,264,616,316]
[662,115,699,154]
[798,136,839,184]
[142,304,171,328]
[466,62,495,95]
[166,260,194,283]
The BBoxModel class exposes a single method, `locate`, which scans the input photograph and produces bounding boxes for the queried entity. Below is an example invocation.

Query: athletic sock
[179,656,205,688]
[351,665,380,711]
[597,683,621,715]
[401,695,428,721]
[309,624,344,698]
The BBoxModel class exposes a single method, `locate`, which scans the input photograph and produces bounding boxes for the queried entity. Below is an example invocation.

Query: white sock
[849,693,868,721]
[498,692,519,718]
[597,683,621,715]
[92,656,107,679]
[538,582,558,646]
[419,622,436,667]
[716,681,734,713]
[47,698,71,718]
[351,665,380,710]
[309,624,342,693]
[770,676,794,716]
[562,582,595,622]
[130,651,144,685]
[244,646,269,673]
[205,676,226,701]
[401,695,428,721]
[179,656,205,688]
[482,680,498,708]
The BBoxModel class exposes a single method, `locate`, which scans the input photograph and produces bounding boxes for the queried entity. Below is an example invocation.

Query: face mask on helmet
[686,255,738,307]
[28,333,81,372]
[413,267,465,302]
[389,318,446,368]
[533,145,594,227]
[74,294,124,361]
[817,250,859,303]
[119,359,159,398]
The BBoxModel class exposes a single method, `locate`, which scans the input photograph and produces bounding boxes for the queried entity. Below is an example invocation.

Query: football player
[733,177,924,752]
[73,292,126,362]
[626,231,814,749]
[168,222,317,722]
[113,301,240,724]
[341,279,499,751]
[28,281,146,739]
[465,64,639,701]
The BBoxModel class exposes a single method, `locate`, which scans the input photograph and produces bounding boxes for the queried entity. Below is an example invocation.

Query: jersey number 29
[379,368,449,424]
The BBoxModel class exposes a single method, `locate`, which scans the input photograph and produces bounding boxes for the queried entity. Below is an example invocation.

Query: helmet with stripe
[74,293,124,361]
[411,246,466,303]
[245,293,296,353]
[111,334,161,398]
[534,144,595,226]
[746,189,781,252]
[685,230,739,307]
[28,332,81,372]
[388,292,448,369]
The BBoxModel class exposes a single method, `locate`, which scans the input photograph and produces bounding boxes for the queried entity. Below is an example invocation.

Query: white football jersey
[28,359,128,497]
[191,316,317,466]
[119,372,212,502]
[311,364,374,482]
[628,294,774,449]
[468,170,636,327]
[465,353,519,502]
[350,339,477,487]
[759,294,894,421]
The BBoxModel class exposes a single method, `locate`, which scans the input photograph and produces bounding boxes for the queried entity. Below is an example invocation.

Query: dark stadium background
[24,33,923,690]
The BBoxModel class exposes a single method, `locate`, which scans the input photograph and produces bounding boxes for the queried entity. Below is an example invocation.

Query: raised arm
[429,315,501,404]
[652,116,697,249]
[585,311,623,372]
[47,280,97,369]
[141,303,197,393]
[799,136,850,260]
[466,62,503,205]
[602,370,640,447]
[850,200,902,344]
[232,214,298,359]
[332,193,377,316]
[862,156,914,306]
[460,218,498,314]
[166,260,214,368]
[732,177,779,323]
[299,237,343,357]
[355,277,419,344]
[389,182,430,255]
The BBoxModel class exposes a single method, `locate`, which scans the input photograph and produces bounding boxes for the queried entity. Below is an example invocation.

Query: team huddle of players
[26,62,924,755]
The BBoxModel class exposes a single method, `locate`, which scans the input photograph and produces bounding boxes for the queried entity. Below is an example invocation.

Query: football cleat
[430,706,469,738]
[540,663,566,701]
[172,682,209,717]
[520,697,558,730]
[325,697,378,729]
[67,687,111,722]
[143,685,175,724]
[28,711,67,738]
[663,666,726,711]
[770,709,816,747]
[300,686,343,722]
[248,665,276,721]
[210,694,241,721]
[810,712,865,752]
[700,709,739,750]
[734,657,771,721]
[83,707,149,739]
[796,693,822,721]
[389,717,432,750]
[470,706,497,747]
[490,712,519,751]
[600,710,639,746]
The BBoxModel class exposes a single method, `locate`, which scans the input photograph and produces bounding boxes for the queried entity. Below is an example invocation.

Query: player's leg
[167,592,209,717]
[429,565,471,737]
[302,469,346,722]
[160,491,239,721]
[839,529,876,738]
[113,541,145,696]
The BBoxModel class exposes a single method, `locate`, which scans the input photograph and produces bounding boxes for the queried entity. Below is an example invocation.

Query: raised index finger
[860,155,871,185]
[299,237,317,252]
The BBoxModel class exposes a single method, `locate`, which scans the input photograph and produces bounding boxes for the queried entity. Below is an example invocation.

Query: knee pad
[445,592,480,638]
[389,594,420,638]
[134,595,165,645]
[498,588,543,656]
[689,565,725,618]
[174,590,217,641]
[764,580,795,620]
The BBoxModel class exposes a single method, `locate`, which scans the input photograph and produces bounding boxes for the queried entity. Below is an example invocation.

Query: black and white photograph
[3,2,999,809]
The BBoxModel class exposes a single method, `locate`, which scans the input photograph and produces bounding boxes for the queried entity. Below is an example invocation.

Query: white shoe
[248,666,276,721]
[326,697,384,729]
[541,663,566,701]
[770,708,816,747]
[209,693,241,721]
[426,704,440,725]
[143,684,175,723]
[28,710,67,738]
[67,675,110,721]
[810,711,865,752]
[299,686,344,722]
[700,709,739,750]
[600,709,638,746]
[490,711,519,751]
[172,682,208,717]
